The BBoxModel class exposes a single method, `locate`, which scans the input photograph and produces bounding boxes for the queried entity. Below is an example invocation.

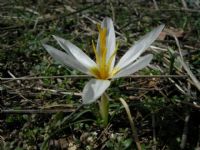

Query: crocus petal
[113,54,153,78]
[53,35,96,69]
[116,25,164,69]
[82,79,111,104]
[43,44,91,74]
[97,17,116,68]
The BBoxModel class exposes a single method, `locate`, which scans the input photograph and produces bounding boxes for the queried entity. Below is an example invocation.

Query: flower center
[90,26,120,79]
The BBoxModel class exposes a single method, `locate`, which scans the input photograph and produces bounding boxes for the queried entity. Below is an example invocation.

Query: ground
[0,0,200,149]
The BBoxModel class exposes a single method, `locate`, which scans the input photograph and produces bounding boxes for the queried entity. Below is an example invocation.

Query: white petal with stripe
[116,25,164,70]
[114,54,153,78]
[82,79,111,104]
[96,17,116,69]
[53,35,96,69]
[43,44,90,75]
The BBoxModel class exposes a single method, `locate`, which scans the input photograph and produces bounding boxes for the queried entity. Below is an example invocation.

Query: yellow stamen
[99,28,107,63]
[107,42,118,71]
[90,67,100,78]
[90,25,120,79]
[111,67,120,77]
[97,24,101,31]
[98,27,108,79]
[92,40,99,64]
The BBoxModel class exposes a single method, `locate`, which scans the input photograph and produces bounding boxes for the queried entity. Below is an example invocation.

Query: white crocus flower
[43,17,164,104]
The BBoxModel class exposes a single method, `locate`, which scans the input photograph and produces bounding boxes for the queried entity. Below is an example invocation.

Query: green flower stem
[99,93,109,126]
[119,98,141,150]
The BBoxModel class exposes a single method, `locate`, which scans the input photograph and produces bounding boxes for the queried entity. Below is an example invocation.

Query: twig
[14,6,40,15]
[171,33,200,91]
[130,7,200,13]
[181,0,188,9]
[152,112,157,150]
[119,98,141,150]
[0,108,75,114]
[168,78,187,94]
[0,135,5,150]
[196,125,200,149]
[32,87,82,96]
[7,70,21,84]
[152,0,159,10]
[179,59,200,91]
[177,100,200,110]
[95,123,112,143]
[1,75,90,81]
[109,0,115,23]
[1,74,199,82]
[5,71,32,101]
[180,114,190,149]
[1,100,199,115]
